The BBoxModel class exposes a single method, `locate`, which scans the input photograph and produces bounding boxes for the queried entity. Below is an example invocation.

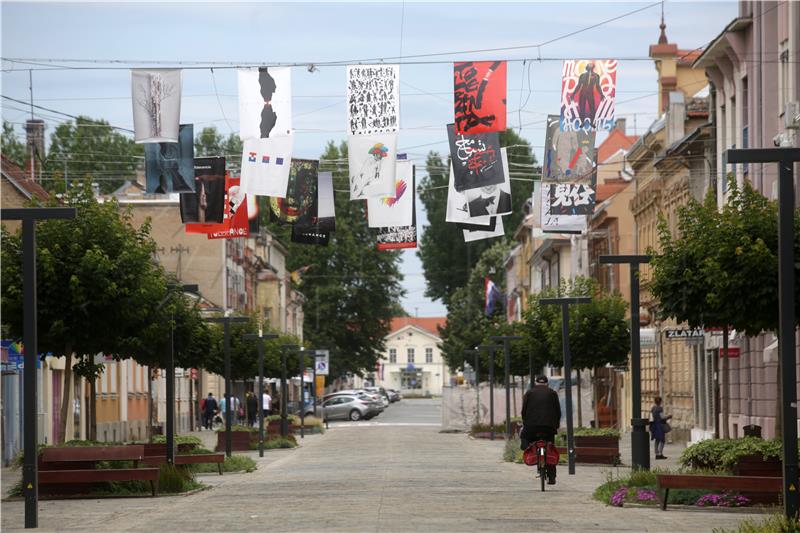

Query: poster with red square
[453,61,507,135]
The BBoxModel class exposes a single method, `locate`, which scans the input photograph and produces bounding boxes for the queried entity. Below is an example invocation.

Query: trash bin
[743,425,762,438]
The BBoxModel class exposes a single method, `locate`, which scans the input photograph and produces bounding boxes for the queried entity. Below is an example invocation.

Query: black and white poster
[465,146,512,217]
[447,123,504,192]
[315,171,336,231]
[144,123,194,194]
[445,162,492,226]
[238,67,292,140]
[547,182,595,216]
[131,69,182,143]
[376,184,417,251]
[540,183,587,233]
[463,215,504,242]
[180,157,226,224]
[347,64,399,135]
[347,132,397,199]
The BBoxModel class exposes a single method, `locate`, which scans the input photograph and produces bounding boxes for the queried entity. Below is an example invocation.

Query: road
[1,398,766,532]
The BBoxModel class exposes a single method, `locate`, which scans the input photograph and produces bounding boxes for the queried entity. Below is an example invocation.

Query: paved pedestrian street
[1,400,768,532]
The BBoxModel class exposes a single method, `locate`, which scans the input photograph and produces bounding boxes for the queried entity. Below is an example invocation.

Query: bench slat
[39,468,159,483]
[42,445,145,463]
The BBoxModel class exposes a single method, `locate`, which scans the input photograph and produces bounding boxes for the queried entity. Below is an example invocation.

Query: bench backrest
[142,443,167,457]
[42,445,145,463]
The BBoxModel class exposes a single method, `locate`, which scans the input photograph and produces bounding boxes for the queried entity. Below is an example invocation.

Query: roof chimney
[24,119,45,181]
[615,118,627,134]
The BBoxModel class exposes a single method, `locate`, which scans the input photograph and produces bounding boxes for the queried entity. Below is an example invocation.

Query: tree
[1,181,169,442]
[45,116,143,194]
[194,126,243,173]
[1,121,27,168]
[261,140,405,378]
[417,129,537,306]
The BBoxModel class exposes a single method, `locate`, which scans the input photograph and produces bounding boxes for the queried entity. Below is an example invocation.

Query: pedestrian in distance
[237,396,246,425]
[262,389,272,418]
[203,392,218,430]
[520,375,562,485]
[246,391,258,427]
[650,396,672,459]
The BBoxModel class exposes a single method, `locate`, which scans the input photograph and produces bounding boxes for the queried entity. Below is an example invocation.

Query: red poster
[454,61,507,135]
[208,176,249,239]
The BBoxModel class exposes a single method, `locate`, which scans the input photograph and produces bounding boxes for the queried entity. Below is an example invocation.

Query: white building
[374,318,448,397]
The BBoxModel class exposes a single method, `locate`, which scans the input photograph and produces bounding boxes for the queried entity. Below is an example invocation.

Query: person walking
[246,392,258,427]
[262,389,272,418]
[520,376,562,485]
[650,396,672,460]
[203,392,218,430]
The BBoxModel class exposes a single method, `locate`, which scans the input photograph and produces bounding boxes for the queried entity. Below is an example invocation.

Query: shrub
[469,423,505,436]
[152,435,203,448]
[263,437,298,449]
[679,437,783,472]
[503,436,524,463]
[190,454,257,474]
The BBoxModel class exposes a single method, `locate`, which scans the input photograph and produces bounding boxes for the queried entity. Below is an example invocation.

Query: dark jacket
[204,397,218,415]
[522,385,562,431]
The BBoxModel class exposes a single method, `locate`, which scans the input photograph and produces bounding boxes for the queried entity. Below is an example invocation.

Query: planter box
[574,435,620,450]
[734,454,782,505]
[215,431,253,452]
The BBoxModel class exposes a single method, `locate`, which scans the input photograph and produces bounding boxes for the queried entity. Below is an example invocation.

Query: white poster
[465,147,512,217]
[131,69,182,143]
[240,136,293,198]
[367,160,413,228]
[317,171,336,230]
[347,132,397,199]
[238,67,292,140]
[463,216,505,242]
[347,64,399,135]
[540,183,587,233]
[446,163,491,225]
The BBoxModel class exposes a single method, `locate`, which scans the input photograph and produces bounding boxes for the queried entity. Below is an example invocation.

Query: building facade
[376,317,448,397]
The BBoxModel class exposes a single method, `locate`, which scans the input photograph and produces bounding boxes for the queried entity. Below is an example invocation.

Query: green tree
[417,129,537,306]
[1,121,27,168]
[1,182,170,442]
[194,126,243,172]
[45,116,143,194]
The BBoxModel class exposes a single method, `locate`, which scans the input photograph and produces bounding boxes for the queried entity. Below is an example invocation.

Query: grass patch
[712,515,800,533]
[152,434,203,448]
[189,454,257,474]
[262,436,298,450]
[503,435,524,463]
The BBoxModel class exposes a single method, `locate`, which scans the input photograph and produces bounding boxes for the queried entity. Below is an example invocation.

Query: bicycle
[523,439,550,492]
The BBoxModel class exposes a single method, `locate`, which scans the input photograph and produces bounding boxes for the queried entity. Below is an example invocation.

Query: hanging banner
[131,69,182,143]
[238,67,292,140]
[240,136,293,198]
[463,215,504,242]
[269,159,319,226]
[144,123,195,194]
[376,186,417,251]
[367,160,413,228]
[540,183,586,234]
[291,226,330,246]
[456,216,497,232]
[315,171,336,231]
[445,163,492,225]
[453,60,507,135]
[208,176,249,239]
[181,157,226,225]
[447,124,504,192]
[560,59,617,132]
[247,195,262,234]
[347,64,399,135]
[347,132,397,199]
[547,182,595,216]
[465,146,512,217]
[543,114,597,182]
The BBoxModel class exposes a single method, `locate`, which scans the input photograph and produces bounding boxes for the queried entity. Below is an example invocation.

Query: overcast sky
[1,1,738,317]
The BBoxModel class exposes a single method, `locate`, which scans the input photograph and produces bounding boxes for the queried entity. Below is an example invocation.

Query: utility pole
[1,207,76,529]
[478,344,502,440]
[243,330,278,457]
[726,147,800,519]
[540,296,591,475]
[170,245,190,282]
[490,335,523,439]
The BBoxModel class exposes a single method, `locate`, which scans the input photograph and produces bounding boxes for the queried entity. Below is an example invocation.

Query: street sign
[314,350,329,376]
[720,347,741,358]
[665,328,704,339]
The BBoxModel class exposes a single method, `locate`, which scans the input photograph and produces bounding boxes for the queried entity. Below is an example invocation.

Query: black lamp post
[490,335,523,439]
[478,344,502,440]
[0,207,76,529]
[243,331,278,457]
[540,296,591,475]
[204,315,249,457]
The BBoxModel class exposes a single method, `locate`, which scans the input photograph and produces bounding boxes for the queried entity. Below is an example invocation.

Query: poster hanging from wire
[465,146,512,217]
[131,69,182,143]
[447,124,504,192]
[453,60,507,135]
[463,215,504,242]
[347,132,397,199]
[560,59,617,132]
[347,64,399,135]
[181,157,226,226]
[445,162,492,226]
[367,160,413,228]
[269,159,319,226]
[540,183,587,234]
[144,123,195,194]
[238,67,293,140]
[240,136,293,198]
[208,176,249,239]
[543,114,597,182]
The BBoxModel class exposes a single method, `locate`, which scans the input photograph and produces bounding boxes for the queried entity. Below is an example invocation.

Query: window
[425,348,433,363]
[407,348,415,364]
[389,348,396,363]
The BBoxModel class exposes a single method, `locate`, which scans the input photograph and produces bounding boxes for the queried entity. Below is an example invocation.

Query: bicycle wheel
[539,457,546,492]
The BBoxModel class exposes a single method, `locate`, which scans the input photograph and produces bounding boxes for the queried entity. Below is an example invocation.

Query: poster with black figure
[347,65,399,135]
[180,157,226,224]
[463,215,504,242]
[144,124,195,194]
[269,159,319,226]
[238,67,292,140]
[447,124,504,192]
[131,69,182,143]
[445,162,492,225]
[465,147,512,217]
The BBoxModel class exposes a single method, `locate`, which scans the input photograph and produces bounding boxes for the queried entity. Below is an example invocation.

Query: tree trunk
[576,371,583,427]
[58,347,73,444]
[147,368,154,442]
[722,326,730,439]
[593,368,599,428]
[89,376,97,441]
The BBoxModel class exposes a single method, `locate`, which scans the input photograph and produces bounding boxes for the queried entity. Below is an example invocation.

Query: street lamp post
[280,345,299,438]
[540,296,591,475]
[478,344,502,440]
[490,335,523,439]
[204,315,249,457]
[243,331,279,457]
[0,207,76,529]
[726,147,800,519]
[599,254,651,471]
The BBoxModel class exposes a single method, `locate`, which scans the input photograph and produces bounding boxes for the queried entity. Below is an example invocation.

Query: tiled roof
[597,129,638,164]
[596,180,629,202]
[1,154,49,202]
[389,317,446,337]
[677,49,704,66]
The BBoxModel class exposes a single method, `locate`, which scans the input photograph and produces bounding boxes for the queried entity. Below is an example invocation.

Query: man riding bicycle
[521,375,561,484]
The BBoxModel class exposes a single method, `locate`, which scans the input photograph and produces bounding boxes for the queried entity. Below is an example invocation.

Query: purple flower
[695,492,750,507]
[636,489,657,502]
[610,486,628,507]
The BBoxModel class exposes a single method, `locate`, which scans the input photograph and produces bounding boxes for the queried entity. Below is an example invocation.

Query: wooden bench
[140,444,225,475]
[556,446,621,465]
[656,474,783,510]
[40,445,159,497]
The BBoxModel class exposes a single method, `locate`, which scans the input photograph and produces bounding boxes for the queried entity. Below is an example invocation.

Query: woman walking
[650,396,672,460]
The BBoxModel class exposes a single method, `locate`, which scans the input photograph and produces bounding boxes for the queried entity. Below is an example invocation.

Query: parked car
[387,389,401,402]
[322,391,383,415]
[320,395,378,421]
[364,386,391,407]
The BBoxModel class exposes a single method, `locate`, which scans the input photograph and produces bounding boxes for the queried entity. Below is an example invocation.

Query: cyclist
[520,375,562,484]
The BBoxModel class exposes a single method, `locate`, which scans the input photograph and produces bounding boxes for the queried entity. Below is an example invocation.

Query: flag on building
[484,277,503,317]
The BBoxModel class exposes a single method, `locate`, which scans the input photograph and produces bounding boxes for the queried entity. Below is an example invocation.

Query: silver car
[321,395,377,421]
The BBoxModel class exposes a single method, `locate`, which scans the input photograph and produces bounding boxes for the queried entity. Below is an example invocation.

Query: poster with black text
[447,124,504,192]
